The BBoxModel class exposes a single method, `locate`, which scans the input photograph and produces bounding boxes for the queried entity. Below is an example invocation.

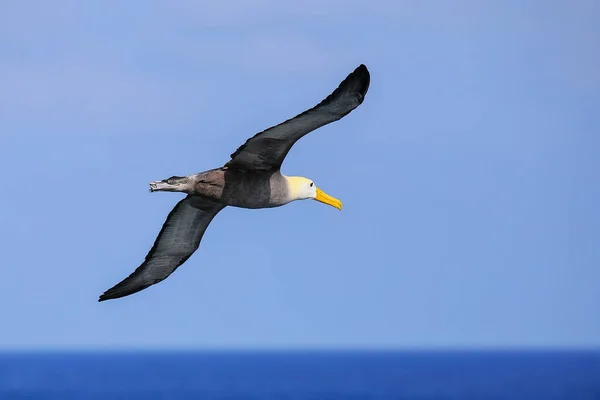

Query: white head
[285,176,343,210]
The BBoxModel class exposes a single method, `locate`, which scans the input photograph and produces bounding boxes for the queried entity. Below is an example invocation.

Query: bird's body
[149,168,293,209]
[99,64,370,302]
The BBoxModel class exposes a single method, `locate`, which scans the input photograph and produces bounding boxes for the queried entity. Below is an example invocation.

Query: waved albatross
[98,64,370,302]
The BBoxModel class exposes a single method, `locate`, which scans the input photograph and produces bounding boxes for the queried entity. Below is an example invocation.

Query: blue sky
[0,0,598,349]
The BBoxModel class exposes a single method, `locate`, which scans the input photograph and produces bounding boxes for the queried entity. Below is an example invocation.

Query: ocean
[0,351,599,399]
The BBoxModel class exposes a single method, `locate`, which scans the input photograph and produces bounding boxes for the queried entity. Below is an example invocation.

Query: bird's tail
[149,175,193,193]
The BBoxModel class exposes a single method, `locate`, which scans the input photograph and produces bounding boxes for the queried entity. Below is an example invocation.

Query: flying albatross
[98,64,370,302]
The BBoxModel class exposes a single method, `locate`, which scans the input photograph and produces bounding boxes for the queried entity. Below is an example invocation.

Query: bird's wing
[224,64,370,171]
[98,196,225,301]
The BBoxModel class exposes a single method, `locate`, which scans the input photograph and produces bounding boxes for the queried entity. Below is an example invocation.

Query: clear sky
[0,1,598,350]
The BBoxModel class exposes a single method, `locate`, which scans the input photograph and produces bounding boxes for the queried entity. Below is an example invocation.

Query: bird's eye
[310,182,314,187]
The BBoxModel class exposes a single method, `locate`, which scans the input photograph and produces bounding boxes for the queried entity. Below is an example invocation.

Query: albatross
[98,64,370,302]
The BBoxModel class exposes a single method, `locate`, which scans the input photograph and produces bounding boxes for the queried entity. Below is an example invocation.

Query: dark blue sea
[1,351,599,399]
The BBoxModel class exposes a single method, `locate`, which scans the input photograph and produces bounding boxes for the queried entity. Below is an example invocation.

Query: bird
[98,64,370,302]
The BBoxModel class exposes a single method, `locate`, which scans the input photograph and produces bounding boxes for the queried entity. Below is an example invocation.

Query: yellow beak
[315,187,343,210]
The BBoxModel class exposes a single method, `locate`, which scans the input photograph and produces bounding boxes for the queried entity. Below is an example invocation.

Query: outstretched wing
[98,196,225,301]
[225,64,370,171]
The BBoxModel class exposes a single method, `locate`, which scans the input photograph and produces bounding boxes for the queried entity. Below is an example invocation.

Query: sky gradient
[0,0,598,349]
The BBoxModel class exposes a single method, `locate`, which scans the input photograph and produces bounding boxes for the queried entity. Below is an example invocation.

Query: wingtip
[97,290,128,302]
[356,63,368,72]
[97,279,154,303]
[350,63,370,99]
[97,287,128,302]
[354,64,369,78]
[98,291,114,302]
[97,283,129,302]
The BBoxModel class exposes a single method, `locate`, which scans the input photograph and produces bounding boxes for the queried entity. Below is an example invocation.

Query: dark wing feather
[225,64,370,171]
[98,196,225,301]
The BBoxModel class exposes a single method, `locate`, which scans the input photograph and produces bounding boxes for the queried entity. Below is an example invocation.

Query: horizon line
[1,345,599,353]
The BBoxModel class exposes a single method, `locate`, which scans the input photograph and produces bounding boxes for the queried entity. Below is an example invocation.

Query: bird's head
[285,176,343,210]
